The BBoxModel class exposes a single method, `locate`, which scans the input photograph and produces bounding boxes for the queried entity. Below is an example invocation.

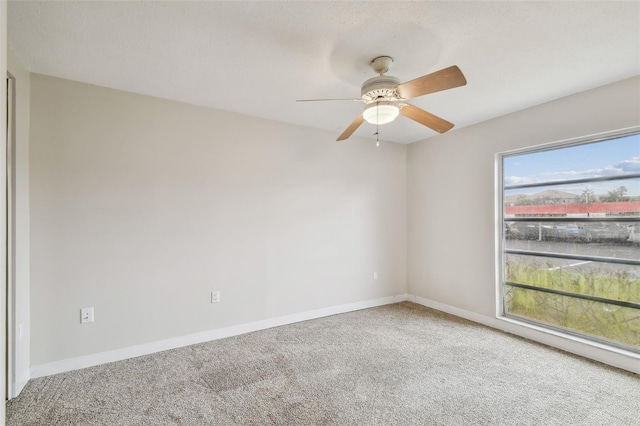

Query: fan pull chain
[375,101,380,147]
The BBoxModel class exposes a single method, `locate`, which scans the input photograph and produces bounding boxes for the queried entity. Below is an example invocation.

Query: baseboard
[14,370,29,397]
[408,294,640,375]
[30,293,409,379]
[407,295,497,326]
[30,293,636,379]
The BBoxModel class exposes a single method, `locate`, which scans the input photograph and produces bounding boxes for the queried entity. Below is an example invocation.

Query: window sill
[497,314,640,361]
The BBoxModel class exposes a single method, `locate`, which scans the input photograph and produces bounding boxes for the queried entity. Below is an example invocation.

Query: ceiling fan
[297,56,467,141]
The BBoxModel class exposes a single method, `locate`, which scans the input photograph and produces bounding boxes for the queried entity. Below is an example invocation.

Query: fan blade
[396,65,467,100]
[337,115,365,141]
[399,104,454,134]
[296,98,363,102]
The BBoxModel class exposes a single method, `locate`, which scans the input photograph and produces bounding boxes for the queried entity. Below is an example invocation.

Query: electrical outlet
[211,291,221,303]
[373,271,378,280]
[81,307,95,324]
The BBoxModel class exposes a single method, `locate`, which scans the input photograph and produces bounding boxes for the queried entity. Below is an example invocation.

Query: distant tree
[515,195,531,206]
[579,187,595,204]
[601,186,628,202]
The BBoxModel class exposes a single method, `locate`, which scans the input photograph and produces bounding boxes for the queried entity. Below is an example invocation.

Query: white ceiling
[8,1,640,144]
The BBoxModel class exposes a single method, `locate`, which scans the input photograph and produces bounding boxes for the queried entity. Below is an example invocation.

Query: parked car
[506,221,637,243]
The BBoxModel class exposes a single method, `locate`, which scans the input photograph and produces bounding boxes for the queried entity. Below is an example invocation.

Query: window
[500,131,640,352]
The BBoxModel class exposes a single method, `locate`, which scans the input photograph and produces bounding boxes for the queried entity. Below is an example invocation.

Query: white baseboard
[409,295,502,328]
[30,293,409,379]
[29,293,638,380]
[409,294,640,375]
[14,371,29,397]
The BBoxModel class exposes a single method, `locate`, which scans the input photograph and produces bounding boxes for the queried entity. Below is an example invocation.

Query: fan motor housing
[361,75,400,102]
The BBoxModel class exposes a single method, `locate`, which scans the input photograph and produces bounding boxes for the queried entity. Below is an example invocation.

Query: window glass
[502,132,640,351]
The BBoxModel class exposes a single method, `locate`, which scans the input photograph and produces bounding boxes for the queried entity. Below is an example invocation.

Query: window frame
[495,126,640,355]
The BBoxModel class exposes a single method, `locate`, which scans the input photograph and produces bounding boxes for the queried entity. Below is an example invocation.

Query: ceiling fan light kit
[298,55,467,141]
[363,102,399,125]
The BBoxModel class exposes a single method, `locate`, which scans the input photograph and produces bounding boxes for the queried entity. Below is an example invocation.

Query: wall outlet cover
[81,307,95,324]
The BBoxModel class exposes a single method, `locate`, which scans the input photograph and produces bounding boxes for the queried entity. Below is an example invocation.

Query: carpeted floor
[7,302,640,425]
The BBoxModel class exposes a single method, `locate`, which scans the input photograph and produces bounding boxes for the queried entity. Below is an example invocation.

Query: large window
[500,131,640,352]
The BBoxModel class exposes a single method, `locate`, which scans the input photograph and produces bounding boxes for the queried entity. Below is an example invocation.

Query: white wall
[407,76,640,372]
[29,74,407,365]
[7,49,31,397]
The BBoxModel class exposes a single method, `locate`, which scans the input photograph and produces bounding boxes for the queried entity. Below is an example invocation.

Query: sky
[504,133,640,197]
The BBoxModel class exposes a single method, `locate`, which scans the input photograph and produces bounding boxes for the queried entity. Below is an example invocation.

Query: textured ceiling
[8,1,640,144]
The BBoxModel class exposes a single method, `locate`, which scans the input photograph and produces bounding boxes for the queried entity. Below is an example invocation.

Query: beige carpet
[7,302,640,425]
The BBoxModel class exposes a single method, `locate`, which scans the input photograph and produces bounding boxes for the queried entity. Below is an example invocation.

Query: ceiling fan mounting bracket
[370,56,393,75]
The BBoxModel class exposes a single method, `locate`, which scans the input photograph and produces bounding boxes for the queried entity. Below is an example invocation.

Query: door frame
[5,72,15,400]
[2,1,9,420]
